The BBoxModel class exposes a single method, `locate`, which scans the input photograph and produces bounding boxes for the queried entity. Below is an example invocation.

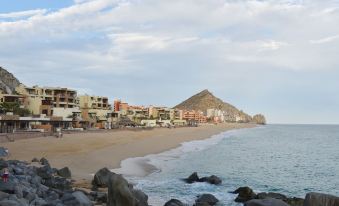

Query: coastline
[2,123,256,181]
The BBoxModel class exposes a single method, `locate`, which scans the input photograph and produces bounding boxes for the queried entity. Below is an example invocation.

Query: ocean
[122,125,339,205]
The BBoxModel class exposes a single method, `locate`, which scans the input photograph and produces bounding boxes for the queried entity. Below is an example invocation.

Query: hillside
[0,66,21,94]
[174,89,254,123]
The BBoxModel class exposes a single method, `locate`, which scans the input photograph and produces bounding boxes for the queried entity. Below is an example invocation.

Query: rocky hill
[174,89,266,124]
[0,66,21,94]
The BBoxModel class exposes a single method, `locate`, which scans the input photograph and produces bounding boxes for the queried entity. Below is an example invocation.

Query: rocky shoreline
[1,159,339,206]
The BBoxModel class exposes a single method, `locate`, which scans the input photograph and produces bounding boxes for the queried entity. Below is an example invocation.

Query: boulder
[0,180,16,194]
[195,194,219,206]
[93,167,113,187]
[0,160,8,170]
[107,173,137,206]
[0,191,10,200]
[31,158,39,163]
[36,165,53,179]
[233,186,256,203]
[199,175,222,185]
[0,200,21,206]
[164,199,185,206]
[256,192,287,200]
[304,192,339,206]
[285,197,304,206]
[184,172,222,185]
[185,172,200,184]
[244,198,290,206]
[131,189,148,206]
[43,176,72,191]
[40,157,50,166]
[72,191,93,206]
[57,167,72,178]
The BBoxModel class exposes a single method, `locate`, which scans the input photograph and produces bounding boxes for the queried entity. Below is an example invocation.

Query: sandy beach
[2,123,255,181]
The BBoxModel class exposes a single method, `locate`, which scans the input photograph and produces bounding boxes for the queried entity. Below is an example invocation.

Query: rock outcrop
[232,186,257,203]
[244,198,290,206]
[0,159,93,206]
[195,194,219,206]
[0,67,21,94]
[303,192,339,206]
[164,199,185,206]
[184,172,222,185]
[252,114,266,125]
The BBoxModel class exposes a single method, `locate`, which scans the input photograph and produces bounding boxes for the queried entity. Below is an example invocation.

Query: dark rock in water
[245,198,290,206]
[195,194,219,206]
[233,186,256,203]
[256,192,287,200]
[184,172,222,185]
[57,167,72,178]
[93,167,114,187]
[285,197,304,206]
[164,199,185,206]
[40,157,50,166]
[185,172,200,183]
[72,191,93,206]
[31,158,39,162]
[199,175,222,185]
[304,192,339,206]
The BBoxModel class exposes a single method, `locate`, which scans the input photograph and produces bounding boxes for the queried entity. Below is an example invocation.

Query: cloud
[0,9,47,19]
[1,0,339,123]
[310,35,339,44]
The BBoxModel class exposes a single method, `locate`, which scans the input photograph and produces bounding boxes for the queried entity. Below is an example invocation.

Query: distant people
[2,168,9,182]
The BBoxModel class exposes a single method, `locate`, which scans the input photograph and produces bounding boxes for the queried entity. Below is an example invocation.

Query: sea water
[123,125,339,205]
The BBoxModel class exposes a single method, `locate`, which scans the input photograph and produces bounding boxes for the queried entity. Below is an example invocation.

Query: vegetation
[0,102,31,116]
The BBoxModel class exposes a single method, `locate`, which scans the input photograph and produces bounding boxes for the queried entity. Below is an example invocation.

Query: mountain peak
[174,89,254,122]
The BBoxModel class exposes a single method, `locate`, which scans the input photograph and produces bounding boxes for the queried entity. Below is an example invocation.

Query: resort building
[182,110,207,124]
[15,84,80,118]
[78,95,112,129]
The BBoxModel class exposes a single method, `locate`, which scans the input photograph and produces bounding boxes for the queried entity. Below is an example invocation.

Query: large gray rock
[72,191,93,206]
[107,173,137,206]
[244,198,290,206]
[304,192,339,206]
[256,192,287,200]
[164,199,185,206]
[195,194,219,206]
[107,173,148,206]
[0,200,21,206]
[57,167,72,178]
[233,186,256,203]
[93,167,113,187]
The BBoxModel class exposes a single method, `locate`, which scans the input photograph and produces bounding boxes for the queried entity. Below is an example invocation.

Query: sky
[0,0,339,124]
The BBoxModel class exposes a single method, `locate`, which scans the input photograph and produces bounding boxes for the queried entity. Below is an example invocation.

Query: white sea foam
[111,128,250,177]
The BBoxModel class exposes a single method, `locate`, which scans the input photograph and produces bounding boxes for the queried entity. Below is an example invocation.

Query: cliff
[0,66,21,94]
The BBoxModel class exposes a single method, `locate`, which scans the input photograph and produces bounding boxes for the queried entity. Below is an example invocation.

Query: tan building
[15,84,79,118]
[78,95,112,129]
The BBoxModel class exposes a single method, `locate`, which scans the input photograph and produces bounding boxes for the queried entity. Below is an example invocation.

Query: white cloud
[310,35,339,44]
[0,9,47,19]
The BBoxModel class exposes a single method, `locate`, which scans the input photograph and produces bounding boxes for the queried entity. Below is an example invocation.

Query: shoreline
[2,123,256,181]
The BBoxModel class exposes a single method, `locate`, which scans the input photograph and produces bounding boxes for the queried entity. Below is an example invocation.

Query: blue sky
[0,0,73,12]
[1,0,339,124]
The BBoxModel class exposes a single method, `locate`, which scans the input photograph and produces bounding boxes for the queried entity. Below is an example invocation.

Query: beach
[2,123,255,181]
